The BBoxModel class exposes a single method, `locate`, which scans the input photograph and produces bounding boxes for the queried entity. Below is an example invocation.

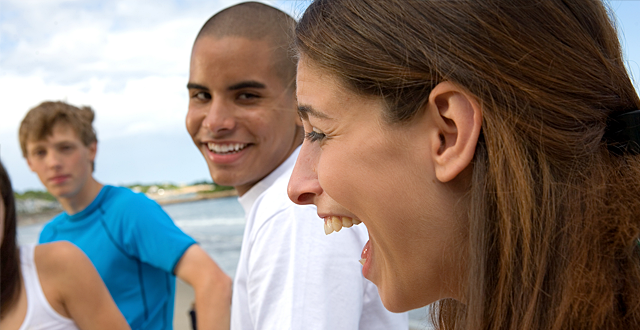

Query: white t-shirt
[231,147,408,330]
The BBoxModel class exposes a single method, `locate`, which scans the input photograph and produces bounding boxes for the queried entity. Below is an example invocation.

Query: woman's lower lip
[361,240,372,279]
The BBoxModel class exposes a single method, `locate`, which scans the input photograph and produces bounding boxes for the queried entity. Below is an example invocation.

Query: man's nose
[202,98,236,134]
[287,142,322,205]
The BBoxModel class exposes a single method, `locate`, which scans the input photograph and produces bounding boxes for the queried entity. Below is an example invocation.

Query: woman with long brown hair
[287,0,640,328]
[0,161,129,330]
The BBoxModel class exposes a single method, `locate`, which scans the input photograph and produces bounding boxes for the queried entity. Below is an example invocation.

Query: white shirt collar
[237,146,301,214]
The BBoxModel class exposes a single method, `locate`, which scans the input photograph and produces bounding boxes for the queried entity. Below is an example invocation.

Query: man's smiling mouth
[207,142,249,154]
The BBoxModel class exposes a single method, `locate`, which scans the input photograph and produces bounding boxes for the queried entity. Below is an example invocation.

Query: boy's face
[186,36,301,195]
[25,123,96,200]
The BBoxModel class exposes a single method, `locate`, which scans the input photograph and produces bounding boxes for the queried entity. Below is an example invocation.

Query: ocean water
[17,196,431,328]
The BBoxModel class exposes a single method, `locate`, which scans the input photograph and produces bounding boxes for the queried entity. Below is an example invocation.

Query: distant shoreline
[16,189,238,227]
[153,189,237,206]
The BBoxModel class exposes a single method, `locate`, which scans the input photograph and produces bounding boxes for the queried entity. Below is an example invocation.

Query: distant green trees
[14,190,56,201]
[200,185,235,194]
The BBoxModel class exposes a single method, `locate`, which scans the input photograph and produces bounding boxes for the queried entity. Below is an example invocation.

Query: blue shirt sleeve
[108,191,196,274]
[39,215,62,244]
[39,224,51,244]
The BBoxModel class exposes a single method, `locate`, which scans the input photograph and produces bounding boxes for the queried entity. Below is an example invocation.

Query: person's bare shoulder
[34,241,93,318]
[35,241,90,274]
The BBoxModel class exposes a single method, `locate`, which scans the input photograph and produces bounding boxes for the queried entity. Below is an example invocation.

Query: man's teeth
[323,216,362,235]
[207,142,248,154]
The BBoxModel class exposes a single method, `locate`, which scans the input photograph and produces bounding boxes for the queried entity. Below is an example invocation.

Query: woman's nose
[287,142,322,205]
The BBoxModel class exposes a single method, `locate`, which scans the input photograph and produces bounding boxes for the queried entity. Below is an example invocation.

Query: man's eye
[305,128,326,142]
[35,150,46,157]
[194,92,211,100]
[238,93,259,101]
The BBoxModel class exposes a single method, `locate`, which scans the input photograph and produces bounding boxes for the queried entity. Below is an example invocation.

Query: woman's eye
[305,127,326,142]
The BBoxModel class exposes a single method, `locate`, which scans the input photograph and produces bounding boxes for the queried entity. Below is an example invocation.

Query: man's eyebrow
[297,104,330,120]
[187,83,208,90]
[228,81,266,91]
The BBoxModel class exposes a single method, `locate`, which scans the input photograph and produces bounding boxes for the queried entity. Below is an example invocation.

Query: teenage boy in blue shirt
[19,101,231,330]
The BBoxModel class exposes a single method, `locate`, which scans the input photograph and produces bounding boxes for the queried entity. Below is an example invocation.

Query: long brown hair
[296,0,640,329]
[0,161,20,319]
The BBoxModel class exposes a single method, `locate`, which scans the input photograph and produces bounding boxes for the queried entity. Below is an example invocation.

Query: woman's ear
[425,81,482,183]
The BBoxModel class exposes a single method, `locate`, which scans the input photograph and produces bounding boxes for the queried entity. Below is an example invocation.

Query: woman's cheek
[321,156,361,210]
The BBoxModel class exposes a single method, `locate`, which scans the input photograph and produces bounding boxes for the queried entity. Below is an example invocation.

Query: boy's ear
[24,142,36,171]
[424,81,482,183]
[26,156,35,172]
[88,142,97,162]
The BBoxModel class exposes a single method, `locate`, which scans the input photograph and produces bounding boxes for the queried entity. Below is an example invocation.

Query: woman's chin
[379,290,425,313]
[378,278,442,313]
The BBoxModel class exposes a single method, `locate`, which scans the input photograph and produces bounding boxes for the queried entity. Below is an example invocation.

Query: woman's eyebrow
[298,104,331,120]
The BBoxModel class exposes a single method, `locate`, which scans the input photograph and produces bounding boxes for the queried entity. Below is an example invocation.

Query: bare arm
[174,244,232,330]
[36,242,130,330]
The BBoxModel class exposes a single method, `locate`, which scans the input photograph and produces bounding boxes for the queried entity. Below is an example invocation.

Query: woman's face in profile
[289,58,467,311]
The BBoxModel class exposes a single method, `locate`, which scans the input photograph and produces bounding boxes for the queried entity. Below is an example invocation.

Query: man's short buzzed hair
[195,2,297,90]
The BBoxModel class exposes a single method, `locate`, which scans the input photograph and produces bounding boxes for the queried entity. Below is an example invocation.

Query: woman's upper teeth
[323,216,362,235]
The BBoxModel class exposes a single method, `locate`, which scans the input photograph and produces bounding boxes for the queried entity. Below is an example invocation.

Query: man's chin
[207,169,239,188]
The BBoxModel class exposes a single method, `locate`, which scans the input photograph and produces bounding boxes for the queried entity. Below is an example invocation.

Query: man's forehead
[190,54,284,89]
[191,36,276,69]
[194,34,273,50]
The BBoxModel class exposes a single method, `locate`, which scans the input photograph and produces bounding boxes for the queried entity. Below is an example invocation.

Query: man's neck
[59,178,104,215]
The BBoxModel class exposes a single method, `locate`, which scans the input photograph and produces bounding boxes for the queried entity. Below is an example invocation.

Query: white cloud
[0,0,278,137]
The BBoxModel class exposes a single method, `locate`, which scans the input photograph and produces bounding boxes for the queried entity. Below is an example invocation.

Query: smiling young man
[19,101,232,330]
[186,2,408,329]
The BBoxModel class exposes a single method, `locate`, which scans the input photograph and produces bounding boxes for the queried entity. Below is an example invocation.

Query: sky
[0,0,638,192]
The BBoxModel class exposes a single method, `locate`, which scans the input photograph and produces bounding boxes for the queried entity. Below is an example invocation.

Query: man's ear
[425,81,482,183]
